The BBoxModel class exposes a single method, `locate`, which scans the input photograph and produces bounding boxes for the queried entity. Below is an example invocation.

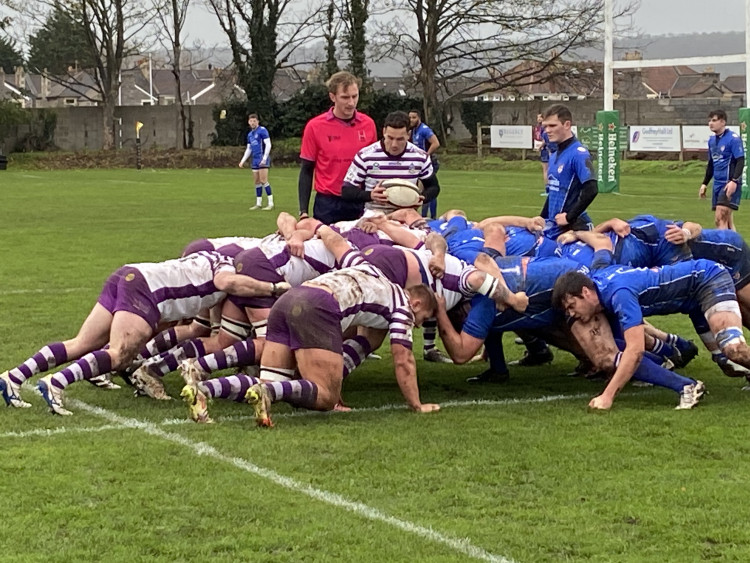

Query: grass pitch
[2,166,750,562]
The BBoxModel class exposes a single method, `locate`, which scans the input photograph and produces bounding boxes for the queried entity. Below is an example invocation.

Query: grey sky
[183,0,749,49]
[634,0,745,35]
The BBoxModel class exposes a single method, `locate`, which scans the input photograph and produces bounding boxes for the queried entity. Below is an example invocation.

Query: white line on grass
[70,399,516,563]
[0,287,93,296]
[0,423,125,439]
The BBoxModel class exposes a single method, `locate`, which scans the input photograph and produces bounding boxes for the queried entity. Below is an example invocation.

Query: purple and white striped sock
[198,340,256,374]
[342,335,372,379]
[146,339,206,376]
[264,380,318,409]
[422,319,438,352]
[50,350,113,390]
[8,342,68,384]
[201,373,259,402]
[135,328,178,363]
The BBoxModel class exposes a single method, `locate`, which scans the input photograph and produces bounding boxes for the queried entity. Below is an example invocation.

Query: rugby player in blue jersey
[699,109,744,230]
[553,255,750,409]
[239,114,274,210]
[409,109,441,219]
[535,105,598,241]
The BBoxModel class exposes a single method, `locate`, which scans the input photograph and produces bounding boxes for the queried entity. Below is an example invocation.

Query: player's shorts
[313,193,365,225]
[182,238,215,257]
[97,266,160,329]
[228,248,284,309]
[251,156,271,170]
[712,183,741,211]
[734,241,750,290]
[696,267,738,314]
[266,286,343,352]
[360,245,409,286]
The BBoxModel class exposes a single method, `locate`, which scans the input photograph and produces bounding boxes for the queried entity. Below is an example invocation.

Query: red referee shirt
[300,108,377,197]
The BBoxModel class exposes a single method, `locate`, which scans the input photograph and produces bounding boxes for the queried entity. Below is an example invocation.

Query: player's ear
[329,92,336,104]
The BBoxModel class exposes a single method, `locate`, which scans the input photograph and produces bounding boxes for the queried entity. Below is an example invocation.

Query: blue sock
[623,353,694,392]
[485,331,508,374]
[264,183,272,195]
[255,185,262,197]
[648,338,676,360]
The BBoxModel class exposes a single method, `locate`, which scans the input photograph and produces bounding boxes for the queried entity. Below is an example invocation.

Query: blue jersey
[462,257,585,338]
[428,217,485,263]
[505,225,540,257]
[247,126,270,160]
[688,229,750,289]
[411,122,435,151]
[544,136,595,239]
[591,259,733,331]
[626,215,692,266]
[708,129,744,189]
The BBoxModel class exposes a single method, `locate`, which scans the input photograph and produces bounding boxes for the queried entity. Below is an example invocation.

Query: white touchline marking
[0,424,125,439]
[0,287,93,296]
[69,399,516,563]
[158,392,594,426]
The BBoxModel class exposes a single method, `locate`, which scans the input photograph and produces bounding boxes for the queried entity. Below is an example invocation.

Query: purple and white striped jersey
[259,235,336,287]
[343,140,433,213]
[129,251,235,322]
[309,250,416,349]
[404,248,476,311]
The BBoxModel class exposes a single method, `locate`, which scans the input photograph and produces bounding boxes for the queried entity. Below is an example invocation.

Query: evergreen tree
[27,6,97,73]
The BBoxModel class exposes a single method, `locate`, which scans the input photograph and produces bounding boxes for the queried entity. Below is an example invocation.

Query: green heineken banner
[577,126,628,152]
[740,107,750,199]
[596,110,621,193]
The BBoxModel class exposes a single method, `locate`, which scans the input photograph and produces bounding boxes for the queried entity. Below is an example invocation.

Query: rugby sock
[136,328,178,363]
[485,331,508,374]
[264,380,318,409]
[8,342,68,384]
[50,349,112,389]
[616,352,693,393]
[647,338,676,360]
[264,183,273,206]
[422,319,438,353]
[146,339,206,377]
[255,184,262,206]
[201,374,259,402]
[198,340,257,374]
[342,336,372,378]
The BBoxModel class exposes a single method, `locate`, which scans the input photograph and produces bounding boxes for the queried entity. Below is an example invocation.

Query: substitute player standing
[298,71,377,224]
[699,109,745,230]
[239,114,274,210]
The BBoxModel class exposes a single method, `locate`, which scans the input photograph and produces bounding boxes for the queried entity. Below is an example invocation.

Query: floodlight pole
[604,0,614,111]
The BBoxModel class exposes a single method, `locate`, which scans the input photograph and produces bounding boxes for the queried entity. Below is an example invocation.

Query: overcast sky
[183,0,749,48]
[633,0,745,35]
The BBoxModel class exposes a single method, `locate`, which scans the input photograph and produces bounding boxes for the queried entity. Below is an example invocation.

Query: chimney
[624,50,643,61]
[42,69,50,100]
[14,65,24,88]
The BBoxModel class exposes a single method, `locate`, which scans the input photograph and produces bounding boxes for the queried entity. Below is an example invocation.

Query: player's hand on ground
[413,403,440,413]
[726,181,737,198]
[664,224,688,244]
[428,255,445,279]
[370,183,389,204]
[588,394,613,410]
[699,184,707,199]
[557,231,577,245]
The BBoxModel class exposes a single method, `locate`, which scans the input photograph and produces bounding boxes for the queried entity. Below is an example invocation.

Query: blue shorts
[712,183,741,211]
[251,156,271,170]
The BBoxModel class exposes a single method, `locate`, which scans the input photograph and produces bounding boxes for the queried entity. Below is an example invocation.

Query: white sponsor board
[490,125,532,148]
[682,126,712,150]
[628,125,681,152]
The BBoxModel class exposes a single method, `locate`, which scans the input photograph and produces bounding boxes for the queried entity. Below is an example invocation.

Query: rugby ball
[382,179,422,208]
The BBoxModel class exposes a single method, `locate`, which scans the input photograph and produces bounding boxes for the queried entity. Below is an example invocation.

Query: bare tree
[375,0,636,139]
[151,0,192,148]
[8,0,155,149]
[206,0,326,121]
